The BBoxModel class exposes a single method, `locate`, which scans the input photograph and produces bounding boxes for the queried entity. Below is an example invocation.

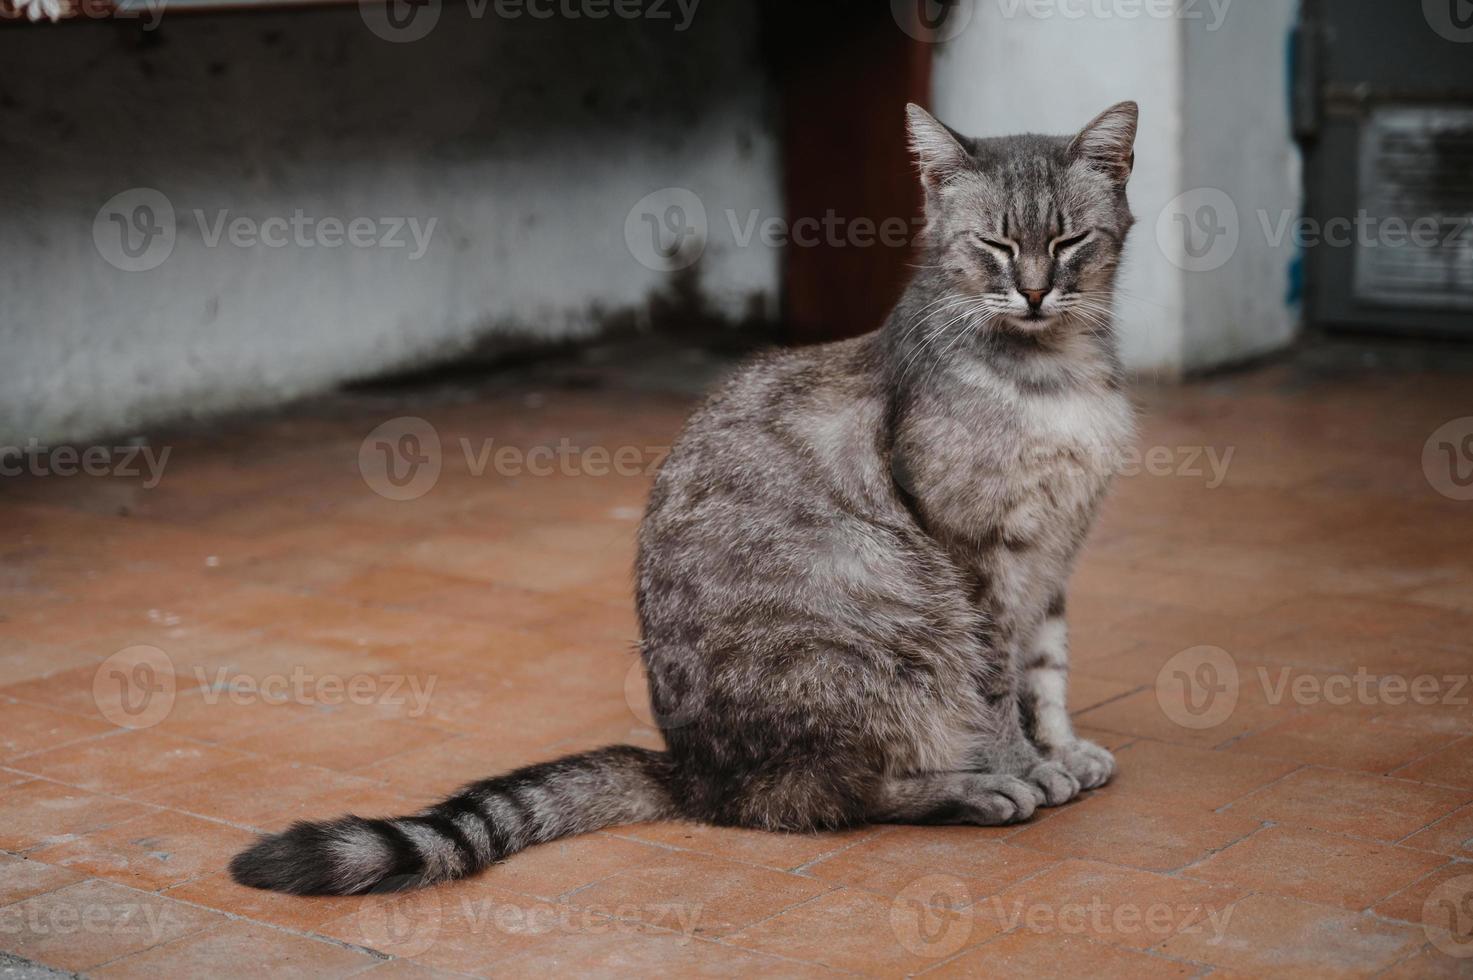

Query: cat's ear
[1070,101,1138,184]
[906,103,972,186]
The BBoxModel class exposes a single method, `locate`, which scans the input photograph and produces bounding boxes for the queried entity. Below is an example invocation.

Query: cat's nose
[1022,288,1050,310]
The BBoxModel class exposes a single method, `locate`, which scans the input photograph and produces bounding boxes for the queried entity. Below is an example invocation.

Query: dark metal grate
[1355,106,1473,311]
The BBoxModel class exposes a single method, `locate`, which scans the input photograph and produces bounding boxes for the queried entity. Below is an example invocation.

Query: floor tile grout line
[80,903,394,975]
[1,725,133,766]
[0,770,282,843]
[1210,763,1312,814]
[0,853,89,911]
[3,727,500,839]
[909,918,1012,977]
[488,909,866,980]
[556,867,844,940]
[0,700,378,771]
[1226,761,1473,807]
[957,850,1067,912]
[1368,941,1441,979]
[44,872,407,968]
[595,824,884,879]
[790,826,894,874]
[1067,682,1150,714]
[0,950,79,979]
[1392,804,1473,848]
[1261,823,1473,855]
[1383,731,1473,780]
[702,884,842,944]
[452,874,866,978]
[1363,856,1471,924]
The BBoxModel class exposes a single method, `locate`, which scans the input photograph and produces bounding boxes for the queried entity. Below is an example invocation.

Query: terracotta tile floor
[2,351,1472,977]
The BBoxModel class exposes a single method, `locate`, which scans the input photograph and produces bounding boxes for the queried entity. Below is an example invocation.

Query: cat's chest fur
[898,360,1135,634]
[911,383,1131,530]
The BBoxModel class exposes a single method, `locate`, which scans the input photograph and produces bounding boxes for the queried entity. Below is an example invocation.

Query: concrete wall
[931,0,1300,376]
[1180,0,1301,370]
[2,2,1303,445]
[932,0,1186,373]
[0,5,779,446]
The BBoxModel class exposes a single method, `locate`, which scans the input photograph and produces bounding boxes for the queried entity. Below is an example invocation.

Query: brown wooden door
[763,3,936,344]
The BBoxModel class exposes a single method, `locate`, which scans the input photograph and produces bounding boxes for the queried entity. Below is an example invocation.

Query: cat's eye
[1050,230,1094,256]
[970,233,1018,258]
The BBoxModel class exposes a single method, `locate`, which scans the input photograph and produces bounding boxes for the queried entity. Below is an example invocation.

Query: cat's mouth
[1004,310,1063,333]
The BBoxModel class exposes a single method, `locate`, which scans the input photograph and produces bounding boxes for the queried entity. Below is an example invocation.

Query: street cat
[232,100,1140,895]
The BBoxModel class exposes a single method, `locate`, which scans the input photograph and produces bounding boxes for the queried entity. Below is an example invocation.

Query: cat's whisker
[895,296,991,351]
[899,303,992,377]
[1108,286,1170,310]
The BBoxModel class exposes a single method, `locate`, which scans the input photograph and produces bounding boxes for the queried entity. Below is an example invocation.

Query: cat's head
[906,101,1138,334]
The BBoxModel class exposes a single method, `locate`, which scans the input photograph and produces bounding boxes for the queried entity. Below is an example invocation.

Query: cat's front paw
[967,775,1044,824]
[1026,760,1081,807]
[1054,739,1116,790]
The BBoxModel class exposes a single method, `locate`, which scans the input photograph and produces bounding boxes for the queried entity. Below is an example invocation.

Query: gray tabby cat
[231,100,1140,895]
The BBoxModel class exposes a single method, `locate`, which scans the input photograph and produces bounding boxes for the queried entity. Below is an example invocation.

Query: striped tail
[229,745,677,895]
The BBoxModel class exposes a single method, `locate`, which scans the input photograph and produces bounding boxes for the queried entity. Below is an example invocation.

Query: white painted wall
[0,6,779,446]
[932,0,1185,373]
[931,0,1300,375]
[1180,0,1301,370]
